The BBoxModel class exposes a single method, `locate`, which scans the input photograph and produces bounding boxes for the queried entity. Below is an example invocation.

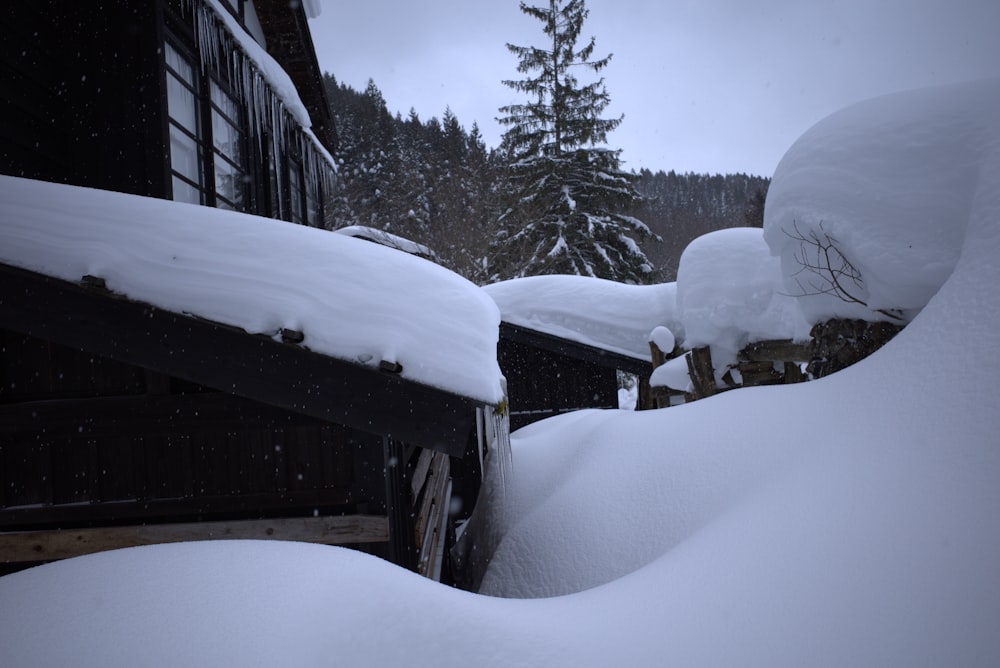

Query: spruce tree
[491,0,656,283]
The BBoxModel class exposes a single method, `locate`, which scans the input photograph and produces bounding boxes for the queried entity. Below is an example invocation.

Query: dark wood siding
[0,332,374,532]
[498,322,652,430]
[0,1,168,197]
[500,336,620,430]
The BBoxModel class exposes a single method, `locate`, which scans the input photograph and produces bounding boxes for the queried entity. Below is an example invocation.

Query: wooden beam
[0,263,481,456]
[0,514,389,563]
[0,489,353,531]
[384,437,416,571]
[686,347,717,399]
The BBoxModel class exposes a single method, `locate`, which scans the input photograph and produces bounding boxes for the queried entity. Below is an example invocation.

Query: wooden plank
[428,479,453,582]
[0,263,483,457]
[0,514,390,563]
[416,454,451,579]
[0,488,353,530]
[415,453,450,549]
[410,448,435,499]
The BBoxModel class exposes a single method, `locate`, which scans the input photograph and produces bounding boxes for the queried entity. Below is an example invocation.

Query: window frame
[163,24,250,212]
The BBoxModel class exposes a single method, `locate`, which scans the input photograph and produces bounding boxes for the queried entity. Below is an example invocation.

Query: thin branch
[782,220,904,321]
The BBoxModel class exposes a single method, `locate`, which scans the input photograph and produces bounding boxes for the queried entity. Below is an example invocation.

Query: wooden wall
[0,331,386,551]
[498,336,621,430]
[0,1,168,197]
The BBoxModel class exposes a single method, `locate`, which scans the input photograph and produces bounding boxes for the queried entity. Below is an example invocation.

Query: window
[165,43,203,205]
[209,81,247,210]
[162,0,333,226]
[164,40,247,211]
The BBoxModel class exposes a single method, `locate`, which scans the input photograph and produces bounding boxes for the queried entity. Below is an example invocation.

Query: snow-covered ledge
[0,176,505,406]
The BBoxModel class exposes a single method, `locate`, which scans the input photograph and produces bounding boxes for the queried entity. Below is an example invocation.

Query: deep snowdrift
[2,79,999,666]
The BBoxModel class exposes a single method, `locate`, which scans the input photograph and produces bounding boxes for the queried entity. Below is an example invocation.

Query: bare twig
[783,221,904,321]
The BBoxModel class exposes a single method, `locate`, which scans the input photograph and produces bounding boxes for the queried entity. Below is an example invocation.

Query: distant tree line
[323,73,768,284]
[631,169,770,279]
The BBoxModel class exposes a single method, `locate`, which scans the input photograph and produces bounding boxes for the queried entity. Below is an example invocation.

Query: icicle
[491,407,512,490]
[181,0,337,221]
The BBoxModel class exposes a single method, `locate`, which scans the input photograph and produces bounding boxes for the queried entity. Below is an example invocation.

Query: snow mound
[676,226,810,362]
[484,275,681,360]
[0,176,505,405]
[478,80,1000,611]
[763,77,1000,324]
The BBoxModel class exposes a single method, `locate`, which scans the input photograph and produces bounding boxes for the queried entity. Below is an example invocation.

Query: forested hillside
[324,74,768,283]
[632,170,769,279]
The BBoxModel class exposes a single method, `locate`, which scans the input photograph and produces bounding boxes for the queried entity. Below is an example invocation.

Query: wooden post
[383,437,416,571]
[686,347,717,399]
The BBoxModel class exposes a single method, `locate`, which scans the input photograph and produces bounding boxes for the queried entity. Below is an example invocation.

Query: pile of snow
[676,226,811,358]
[0,176,505,405]
[763,78,1000,325]
[484,275,681,360]
[649,226,809,390]
[476,79,1000,606]
[3,79,1000,666]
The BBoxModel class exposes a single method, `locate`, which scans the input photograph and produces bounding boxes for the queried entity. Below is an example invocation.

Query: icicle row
[182,0,336,217]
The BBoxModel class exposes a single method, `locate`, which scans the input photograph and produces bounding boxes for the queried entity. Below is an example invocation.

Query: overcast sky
[307,0,999,176]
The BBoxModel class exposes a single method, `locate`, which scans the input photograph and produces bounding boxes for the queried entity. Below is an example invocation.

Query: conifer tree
[491,0,656,283]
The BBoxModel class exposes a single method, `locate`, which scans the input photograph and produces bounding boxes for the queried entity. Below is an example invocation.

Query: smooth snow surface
[484,275,682,360]
[0,176,505,405]
[3,79,1000,666]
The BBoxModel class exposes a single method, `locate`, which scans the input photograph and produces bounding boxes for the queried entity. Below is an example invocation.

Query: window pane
[288,162,303,224]
[214,159,245,210]
[172,175,201,205]
[165,43,193,83]
[212,110,242,163]
[167,72,198,133]
[210,81,239,123]
[170,124,200,184]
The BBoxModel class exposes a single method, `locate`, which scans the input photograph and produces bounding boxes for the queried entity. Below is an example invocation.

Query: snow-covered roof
[0,176,505,406]
[483,275,681,361]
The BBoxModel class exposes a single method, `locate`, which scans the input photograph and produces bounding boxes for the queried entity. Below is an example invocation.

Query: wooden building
[0,1,505,582]
[1,0,337,225]
[499,322,652,430]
